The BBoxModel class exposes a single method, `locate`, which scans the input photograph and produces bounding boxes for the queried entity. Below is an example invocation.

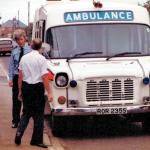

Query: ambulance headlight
[55,73,69,87]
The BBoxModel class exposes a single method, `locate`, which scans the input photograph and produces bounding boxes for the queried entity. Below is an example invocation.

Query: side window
[46,28,57,57]
[35,22,39,38]
[46,28,53,48]
[35,20,45,41]
[39,20,45,42]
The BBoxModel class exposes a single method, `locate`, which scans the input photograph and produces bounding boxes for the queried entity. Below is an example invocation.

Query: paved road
[1,56,150,150]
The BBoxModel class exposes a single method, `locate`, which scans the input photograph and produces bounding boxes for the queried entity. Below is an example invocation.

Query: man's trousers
[16,81,45,143]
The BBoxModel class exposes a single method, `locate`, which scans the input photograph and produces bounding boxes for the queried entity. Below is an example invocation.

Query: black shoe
[30,142,48,148]
[15,135,21,145]
[12,123,18,128]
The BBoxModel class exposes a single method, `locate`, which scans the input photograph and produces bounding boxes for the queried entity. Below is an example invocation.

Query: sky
[0,0,148,25]
[0,0,46,25]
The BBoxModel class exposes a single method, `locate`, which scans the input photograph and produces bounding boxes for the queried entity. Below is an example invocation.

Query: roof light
[93,0,103,8]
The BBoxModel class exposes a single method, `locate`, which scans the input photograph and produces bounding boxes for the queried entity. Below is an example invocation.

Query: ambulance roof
[39,0,149,28]
[46,0,139,5]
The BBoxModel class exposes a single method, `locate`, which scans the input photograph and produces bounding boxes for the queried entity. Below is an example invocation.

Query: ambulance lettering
[64,10,134,23]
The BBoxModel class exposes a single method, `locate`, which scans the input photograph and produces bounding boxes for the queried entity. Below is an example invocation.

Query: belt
[22,81,43,87]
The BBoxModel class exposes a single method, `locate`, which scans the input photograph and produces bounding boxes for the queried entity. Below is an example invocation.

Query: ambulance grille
[86,78,134,101]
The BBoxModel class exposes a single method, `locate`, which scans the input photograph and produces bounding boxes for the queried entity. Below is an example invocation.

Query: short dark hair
[31,38,42,50]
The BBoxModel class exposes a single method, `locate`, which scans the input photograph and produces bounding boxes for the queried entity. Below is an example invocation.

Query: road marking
[43,121,54,150]
[44,119,65,150]
[0,64,9,80]
[43,133,53,147]
[48,129,65,150]
[48,147,56,150]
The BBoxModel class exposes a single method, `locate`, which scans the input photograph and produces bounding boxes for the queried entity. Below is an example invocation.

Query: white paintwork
[38,0,150,29]
[33,0,150,116]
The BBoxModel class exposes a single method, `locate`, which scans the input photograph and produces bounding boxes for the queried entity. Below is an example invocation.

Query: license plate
[96,107,127,115]
[0,48,11,51]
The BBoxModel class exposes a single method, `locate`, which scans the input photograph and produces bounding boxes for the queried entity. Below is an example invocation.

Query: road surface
[1,55,150,150]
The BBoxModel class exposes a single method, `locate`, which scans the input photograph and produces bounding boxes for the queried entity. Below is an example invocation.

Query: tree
[25,23,33,43]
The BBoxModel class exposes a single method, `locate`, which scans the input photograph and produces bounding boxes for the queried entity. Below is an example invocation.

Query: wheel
[142,119,150,133]
[51,116,66,137]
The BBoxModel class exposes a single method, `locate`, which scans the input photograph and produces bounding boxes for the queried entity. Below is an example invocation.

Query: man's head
[31,38,42,51]
[13,29,26,47]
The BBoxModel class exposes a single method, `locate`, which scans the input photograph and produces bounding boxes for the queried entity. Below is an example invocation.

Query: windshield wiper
[67,51,103,62]
[106,52,141,61]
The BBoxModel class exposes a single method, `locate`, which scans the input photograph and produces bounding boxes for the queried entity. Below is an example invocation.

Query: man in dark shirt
[8,30,31,128]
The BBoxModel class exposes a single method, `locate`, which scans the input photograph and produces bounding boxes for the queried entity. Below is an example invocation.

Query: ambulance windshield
[46,24,150,58]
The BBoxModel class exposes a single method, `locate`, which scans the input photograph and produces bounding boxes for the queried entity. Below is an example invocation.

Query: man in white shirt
[15,38,53,148]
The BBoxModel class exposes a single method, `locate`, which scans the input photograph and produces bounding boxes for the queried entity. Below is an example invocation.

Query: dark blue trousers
[12,75,21,124]
[16,81,45,144]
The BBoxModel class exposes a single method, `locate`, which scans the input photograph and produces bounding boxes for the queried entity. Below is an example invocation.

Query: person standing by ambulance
[14,38,53,148]
[8,30,31,128]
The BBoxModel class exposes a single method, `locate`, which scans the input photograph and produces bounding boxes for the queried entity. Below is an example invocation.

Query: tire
[51,116,66,137]
[142,119,150,133]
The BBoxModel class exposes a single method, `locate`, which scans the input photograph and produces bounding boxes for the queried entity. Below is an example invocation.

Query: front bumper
[50,104,150,116]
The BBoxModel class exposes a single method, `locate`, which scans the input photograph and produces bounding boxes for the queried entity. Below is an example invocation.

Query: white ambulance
[32,0,150,135]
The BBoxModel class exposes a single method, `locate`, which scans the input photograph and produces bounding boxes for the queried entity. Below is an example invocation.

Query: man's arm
[8,53,14,87]
[42,73,53,102]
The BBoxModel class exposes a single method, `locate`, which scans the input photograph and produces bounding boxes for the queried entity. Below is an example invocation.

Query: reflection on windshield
[46,24,150,58]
